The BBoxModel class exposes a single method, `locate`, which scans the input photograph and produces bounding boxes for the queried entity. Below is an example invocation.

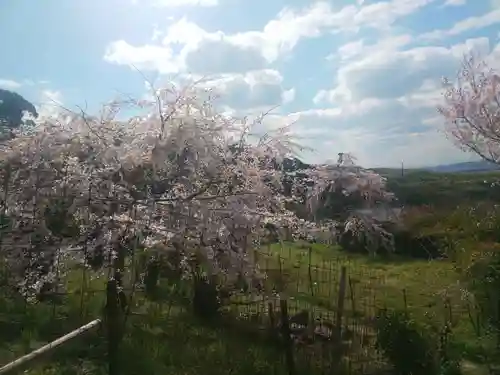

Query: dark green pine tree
[0,89,38,138]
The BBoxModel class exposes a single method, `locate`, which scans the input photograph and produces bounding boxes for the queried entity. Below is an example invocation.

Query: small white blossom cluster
[0,85,394,299]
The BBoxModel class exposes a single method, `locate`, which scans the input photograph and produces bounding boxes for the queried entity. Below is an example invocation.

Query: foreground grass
[0,273,294,375]
[381,170,500,208]
[0,241,497,374]
[259,242,496,363]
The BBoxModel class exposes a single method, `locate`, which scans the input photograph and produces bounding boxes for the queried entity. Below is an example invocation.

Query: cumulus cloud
[442,0,466,6]
[349,0,436,31]
[132,0,218,7]
[184,39,268,75]
[196,70,294,112]
[282,88,296,104]
[104,19,268,75]
[329,34,413,63]
[0,79,22,90]
[104,41,181,74]
[305,36,500,167]
[317,37,490,104]
[0,79,51,91]
[102,0,499,167]
[267,100,468,168]
[421,8,500,40]
[105,0,442,75]
[37,90,64,119]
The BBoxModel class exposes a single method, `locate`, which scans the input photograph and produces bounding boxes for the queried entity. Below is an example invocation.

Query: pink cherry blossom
[438,52,500,163]
[0,84,395,299]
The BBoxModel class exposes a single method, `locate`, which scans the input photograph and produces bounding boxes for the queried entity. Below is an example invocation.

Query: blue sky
[1,0,499,167]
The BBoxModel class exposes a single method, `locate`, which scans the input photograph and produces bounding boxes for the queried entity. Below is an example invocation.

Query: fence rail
[0,237,392,375]
[0,319,101,375]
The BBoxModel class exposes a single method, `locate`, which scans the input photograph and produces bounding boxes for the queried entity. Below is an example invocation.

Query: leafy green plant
[376,306,464,375]
[192,274,222,321]
[465,251,500,340]
[375,309,439,375]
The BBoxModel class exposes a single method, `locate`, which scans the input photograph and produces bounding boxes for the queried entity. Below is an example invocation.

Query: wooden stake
[0,319,101,375]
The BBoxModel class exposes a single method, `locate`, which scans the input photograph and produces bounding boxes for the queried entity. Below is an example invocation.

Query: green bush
[376,309,437,375]
[466,250,500,334]
[192,275,222,321]
[339,226,446,259]
[376,309,461,375]
[392,230,447,259]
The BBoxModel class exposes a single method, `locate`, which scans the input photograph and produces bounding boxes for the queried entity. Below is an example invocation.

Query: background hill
[373,160,500,176]
[423,160,500,173]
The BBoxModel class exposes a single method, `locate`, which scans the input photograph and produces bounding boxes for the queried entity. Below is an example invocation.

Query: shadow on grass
[0,282,314,375]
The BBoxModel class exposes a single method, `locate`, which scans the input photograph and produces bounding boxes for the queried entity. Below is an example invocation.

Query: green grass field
[0,241,496,375]
[380,170,500,208]
[258,242,495,364]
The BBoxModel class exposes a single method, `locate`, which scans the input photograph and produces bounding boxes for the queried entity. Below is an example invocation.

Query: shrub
[392,230,446,259]
[466,250,500,335]
[192,275,222,321]
[0,83,396,302]
[375,309,462,375]
[376,309,438,375]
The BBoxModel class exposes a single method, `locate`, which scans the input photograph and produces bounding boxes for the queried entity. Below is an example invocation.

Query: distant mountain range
[372,160,500,176]
[283,156,500,174]
[422,160,500,173]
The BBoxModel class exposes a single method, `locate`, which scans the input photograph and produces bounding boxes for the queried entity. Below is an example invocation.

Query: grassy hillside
[2,169,500,374]
[1,241,494,374]
[379,170,500,208]
[261,243,493,363]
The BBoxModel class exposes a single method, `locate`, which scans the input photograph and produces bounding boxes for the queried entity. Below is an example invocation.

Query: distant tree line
[0,89,38,137]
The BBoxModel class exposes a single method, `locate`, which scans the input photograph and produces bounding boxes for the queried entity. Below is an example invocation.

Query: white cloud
[334,40,365,61]
[102,0,495,167]
[41,90,62,103]
[184,69,294,112]
[266,101,469,168]
[282,88,296,104]
[0,79,22,90]
[318,37,490,104]
[37,90,64,119]
[333,34,412,62]
[396,79,443,109]
[105,4,351,74]
[105,0,440,75]
[306,36,500,167]
[132,0,218,7]
[422,8,500,40]
[104,41,181,74]
[0,79,50,91]
[442,0,466,6]
[350,0,436,31]
[229,3,358,62]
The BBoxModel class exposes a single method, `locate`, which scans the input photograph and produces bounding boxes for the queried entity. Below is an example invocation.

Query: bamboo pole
[0,319,101,375]
[335,266,347,341]
[279,299,296,375]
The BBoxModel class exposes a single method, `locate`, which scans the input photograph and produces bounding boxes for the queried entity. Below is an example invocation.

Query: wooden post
[348,276,357,315]
[106,279,122,375]
[335,266,347,341]
[402,288,408,316]
[308,246,314,296]
[0,319,101,375]
[279,299,296,375]
[497,297,500,351]
[106,238,127,375]
[268,301,276,329]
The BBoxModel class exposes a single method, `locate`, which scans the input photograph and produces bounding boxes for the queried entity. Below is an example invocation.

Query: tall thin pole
[0,319,101,375]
